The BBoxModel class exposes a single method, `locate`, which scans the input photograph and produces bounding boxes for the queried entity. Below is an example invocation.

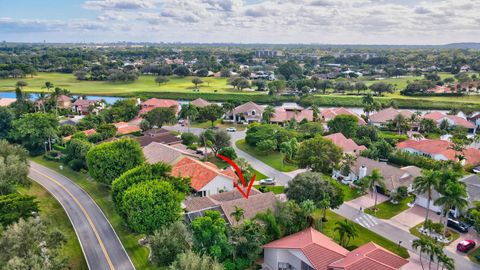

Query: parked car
[457,240,476,253]
[226,127,236,132]
[195,149,204,155]
[259,178,276,185]
[447,218,469,233]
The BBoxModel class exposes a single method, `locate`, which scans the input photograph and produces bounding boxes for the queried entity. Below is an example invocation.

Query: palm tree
[312,104,319,122]
[362,93,381,119]
[391,113,410,134]
[230,206,245,224]
[412,236,432,270]
[180,104,199,132]
[434,181,468,236]
[334,219,358,247]
[300,199,316,226]
[437,253,454,270]
[362,169,385,211]
[340,154,356,177]
[262,105,275,123]
[413,170,440,224]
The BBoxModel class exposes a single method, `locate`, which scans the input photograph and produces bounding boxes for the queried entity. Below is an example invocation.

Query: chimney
[358,165,367,179]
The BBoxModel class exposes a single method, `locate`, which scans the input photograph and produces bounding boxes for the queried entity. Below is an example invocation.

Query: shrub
[388,150,448,170]
[218,147,237,160]
[44,150,62,161]
[181,132,198,146]
[257,139,277,152]
[0,194,39,227]
[68,159,86,171]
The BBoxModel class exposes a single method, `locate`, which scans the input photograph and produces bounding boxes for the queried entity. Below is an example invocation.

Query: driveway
[29,162,135,270]
[388,205,441,232]
[345,192,389,210]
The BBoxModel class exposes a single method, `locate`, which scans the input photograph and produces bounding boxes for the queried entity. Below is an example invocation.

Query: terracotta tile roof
[57,95,71,102]
[423,112,475,129]
[263,227,349,269]
[325,133,367,153]
[270,107,313,123]
[369,108,413,124]
[72,99,100,106]
[329,242,408,270]
[0,98,16,107]
[232,101,264,115]
[143,142,189,164]
[397,139,480,166]
[427,85,455,94]
[172,156,238,191]
[190,98,211,107]
[320,107,366,125]
[139,98,180,114]
[113,122,141,135]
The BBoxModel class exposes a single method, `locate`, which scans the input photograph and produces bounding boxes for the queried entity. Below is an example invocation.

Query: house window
[278,262,296,270]
[251,110,256,116]
[301,262,314,270]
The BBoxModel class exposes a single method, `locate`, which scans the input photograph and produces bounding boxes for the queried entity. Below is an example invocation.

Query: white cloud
[83,0,157,10]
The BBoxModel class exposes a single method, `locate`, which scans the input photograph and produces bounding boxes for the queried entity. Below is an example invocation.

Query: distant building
[369,108,413,127]
[190,98,211,108]
[270,103,313,124]
[320,107,366,125]
[113,122,141,135]
[255,50,283,58]
[423,111,476,135]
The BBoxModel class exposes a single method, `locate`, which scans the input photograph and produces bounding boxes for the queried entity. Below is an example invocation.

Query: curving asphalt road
[29,161,135,270]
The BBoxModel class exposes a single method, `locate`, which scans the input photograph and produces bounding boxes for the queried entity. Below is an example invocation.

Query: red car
[457,240,476,253]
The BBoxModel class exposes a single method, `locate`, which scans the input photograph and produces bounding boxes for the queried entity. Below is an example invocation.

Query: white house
[223,101,264,124]
[171,156,236,197]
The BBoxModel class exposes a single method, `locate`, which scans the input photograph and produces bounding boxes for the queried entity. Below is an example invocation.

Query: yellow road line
[31,167,115,270]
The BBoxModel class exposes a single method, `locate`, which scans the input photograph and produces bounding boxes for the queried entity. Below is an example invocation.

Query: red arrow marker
[217,154,256,199]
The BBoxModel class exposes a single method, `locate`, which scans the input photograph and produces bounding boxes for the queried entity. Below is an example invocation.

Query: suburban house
[415,174,480,216]
[324,133,366,155]
[72,98,105,115]
[56,95,72,109]
[468,113,480,128]
[172,156,237,197]
[397,139,480,166]
[113,122,141,135]
[190,98,211,108]
[224,101,264,123]
[320,107,366,125]
[426,85,456,94]
[139,98,180,115]
[270,103,313,124]
[183,188,276,225]
[134,128,182,147]
[0,98,16,107]
[143,142,200,164]
[369,108,413,127]
[423,111,476,135]
[332,156,421,194]
[262,227,408,270]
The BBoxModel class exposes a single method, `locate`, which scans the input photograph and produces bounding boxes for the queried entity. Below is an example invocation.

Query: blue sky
[1,0,479,44]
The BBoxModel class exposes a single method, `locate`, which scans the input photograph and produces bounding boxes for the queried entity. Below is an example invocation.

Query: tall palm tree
[312,104,319,122]
[362,169,385,210]
[391,114,410,134]
[334,219,358,247]
[434,181,468,236]
[413,170,440,224]
[412,236,432,270]
[262,105,275,123]
[230,206,245,224]
[437,253,454,270]
[362,93,380,119]
[340,154,356,177]
[181,104,199,132]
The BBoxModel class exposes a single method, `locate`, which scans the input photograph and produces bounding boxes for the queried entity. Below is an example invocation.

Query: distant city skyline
[1,0,480,45]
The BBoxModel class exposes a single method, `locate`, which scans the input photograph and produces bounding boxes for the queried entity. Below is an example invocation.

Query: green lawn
[30,156,155,270]
[365,196,413,219]
[235,139,299,172]
[468,247,480,264]
[334,182,364,202]
[409,222,460,245]
[190,120,247,131]
[0,72,257,96]
[253,185,285,194]
[18,181,88,270]
[314,210,409,258]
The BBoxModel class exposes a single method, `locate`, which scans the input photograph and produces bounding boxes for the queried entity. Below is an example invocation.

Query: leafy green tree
[181,132,198,146]
[419,118,437,134]
[149,221,192,267]
[354,81,368,94]
[169,251,223,270]
[297,136,343,173]
[230,206,245,224]
[199,129,231,155]
[317,80,333,94]
[10,113,59,152]
[140,119,151,132]
[230,220,265,266]
[121,180,184,233]
[218,147,237,160]
[362,93,381,119]
[389,114,410,134]
[198,105,223,127]
[279,138,299,163]
[0,140,29,195]
[361,169,385,210]
[63,139,93,171]
[254,209,281,242]
[192,77,203,88]
[298,122,324,138]
[95,123,117,140]
[413,170,440,224]
[155,75,170,85]
[0,218,67,270]
[173,66,191,77]
[0,194,38,226]
[58,124,77,137]
[102,99,140,122]
[369,82,394,96]
[277,61,303,80]
[0,107,14,139]
[267,80,287,94]
[236,78,250,91]
[327,114,359,138]
[334,219,358,247]
[262,105,275,123]
[191,210,232,261]
[180,104,199,125]
[86,138,144,185]
[257,139,277,153]
[274,201,311,236]
[144,107,176,128]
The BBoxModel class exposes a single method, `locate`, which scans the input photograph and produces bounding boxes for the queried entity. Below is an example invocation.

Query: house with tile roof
[320,107,366,125]
[113,122,141,135]
[172,156,237,197]
[423,111,476,135]
[63,129,96,141]
[262,227,408,270]
[134,129,182,147]
[397,139,480,166]
[183,187,276,225]
[223,101,264,123]
[139,98,180,115]
[369,108,413,127]
[324,133,366,155]
[143,142,199,165]
[0,98,16,107]
[72,98,105,115]
[270,104,313,124]
[190,98,211,108]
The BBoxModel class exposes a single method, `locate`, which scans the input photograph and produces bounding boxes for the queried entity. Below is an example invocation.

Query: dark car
[457,240,476,253]
[447,218,469,233]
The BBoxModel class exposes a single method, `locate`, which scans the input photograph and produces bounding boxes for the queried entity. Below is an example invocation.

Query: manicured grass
[190,120,247,131]
[0,72,257,96]
[30,156,154,270]
[468,247,480,264]
[314,210,409,258]
[365,196,413,219]
[409,222,460,245]
[334,182,364,202]
[253,185,285,194]
[18,181,88,270]
[235,139,299,172]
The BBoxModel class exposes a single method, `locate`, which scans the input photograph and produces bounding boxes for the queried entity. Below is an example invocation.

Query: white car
[259,178,276,185]
[226,127,237,132]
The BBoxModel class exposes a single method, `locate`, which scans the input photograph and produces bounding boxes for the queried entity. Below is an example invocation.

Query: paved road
[29,162,135,270]
[335,203,478,270]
